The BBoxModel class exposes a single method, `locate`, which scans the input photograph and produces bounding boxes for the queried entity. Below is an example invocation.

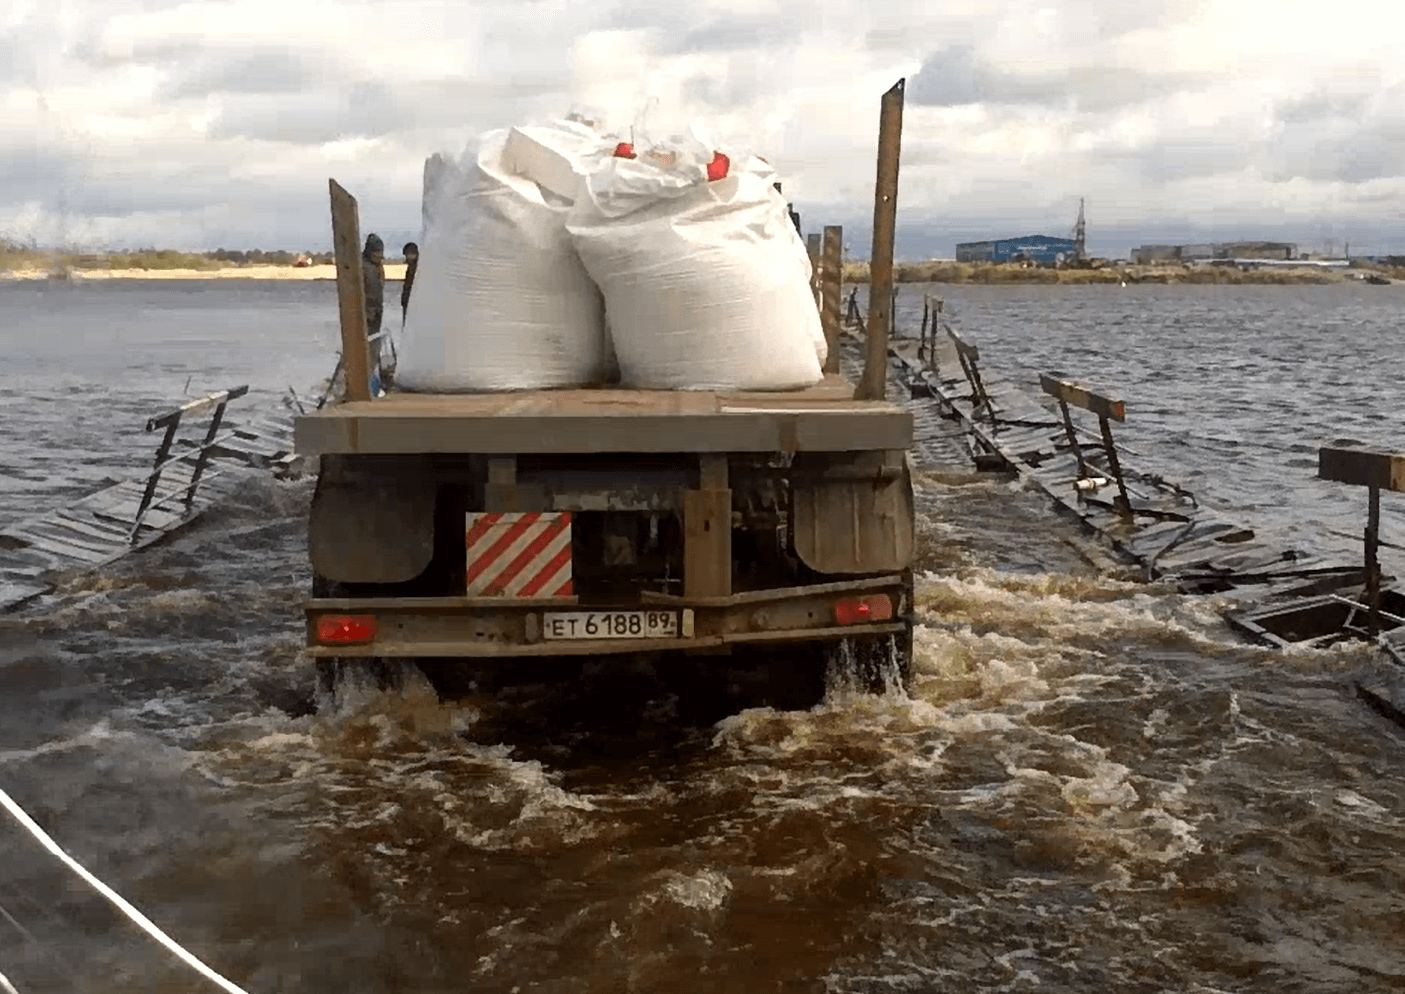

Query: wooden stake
[857,79,905,401]
[329,179,372,403]
[821,226,842,375]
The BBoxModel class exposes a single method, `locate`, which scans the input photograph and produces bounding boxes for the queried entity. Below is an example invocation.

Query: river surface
[1,279,1403,993]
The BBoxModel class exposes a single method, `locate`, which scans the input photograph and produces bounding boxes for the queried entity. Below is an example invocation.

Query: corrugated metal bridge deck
[0,395,300,611]
[858,322,1369,597]
[845,315,1404,709]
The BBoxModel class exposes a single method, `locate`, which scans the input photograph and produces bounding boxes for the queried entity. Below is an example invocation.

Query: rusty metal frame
[1319,445,1405,633]
[948,327,992,418]
[130,385,250,541]
[845,290,864,331]
[1040,374,1132,517]
[305,574,908,658]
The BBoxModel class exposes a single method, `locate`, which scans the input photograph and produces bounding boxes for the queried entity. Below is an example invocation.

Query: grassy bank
[840,260,1403,285]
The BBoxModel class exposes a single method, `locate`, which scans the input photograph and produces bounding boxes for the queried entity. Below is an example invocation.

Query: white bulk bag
[566,139,826,391]
[394,126,612,393]
[501,119,604,202]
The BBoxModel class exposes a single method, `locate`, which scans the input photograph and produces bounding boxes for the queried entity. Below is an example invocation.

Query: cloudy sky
[4,0,1404,258]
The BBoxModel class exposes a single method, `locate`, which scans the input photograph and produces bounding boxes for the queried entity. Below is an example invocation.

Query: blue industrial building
[955,234,1079,265]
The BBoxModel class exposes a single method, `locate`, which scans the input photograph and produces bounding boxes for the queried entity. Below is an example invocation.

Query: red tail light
[707,151,730,181]
[613,142,636,159]
[316,615,378,644]
[834,595,893,626]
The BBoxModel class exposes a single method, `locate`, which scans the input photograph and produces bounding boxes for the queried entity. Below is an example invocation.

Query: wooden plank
[0,539,65,567]
[0,581,49,610]
[330,179,372,403]
[89,480,148,501]
[354,376,856,413]
[684,489,732,598]
[13,531,111,564]
[295,410,913,455]
[90,504,185,532]
[1039,374,1126,422]
[51,512,130,543]
[17,519,121,554]
[1318,447,1405,492]
[437,386,789,412]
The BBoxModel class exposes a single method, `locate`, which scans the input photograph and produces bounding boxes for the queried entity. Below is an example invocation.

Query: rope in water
[0,786,251,994]
[0,967,20,994]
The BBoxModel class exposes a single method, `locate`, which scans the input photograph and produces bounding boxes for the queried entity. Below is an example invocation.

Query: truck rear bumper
[305,575,910,658]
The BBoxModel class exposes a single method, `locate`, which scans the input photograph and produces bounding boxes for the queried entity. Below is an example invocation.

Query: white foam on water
[915,568,1226,649]
[661,869,733,911]
[933,711,1021,735]
[0,717,160,768]
[1332,788,1390,818]
[1061,763,1140,813]
[710,690,947,763]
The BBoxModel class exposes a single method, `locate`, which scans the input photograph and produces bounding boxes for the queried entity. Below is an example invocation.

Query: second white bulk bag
[394,125,612,393]
[566,136,827,392]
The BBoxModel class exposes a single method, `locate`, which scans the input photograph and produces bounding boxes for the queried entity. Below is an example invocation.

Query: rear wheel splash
[823,632,912,698]
[313,657,436,716]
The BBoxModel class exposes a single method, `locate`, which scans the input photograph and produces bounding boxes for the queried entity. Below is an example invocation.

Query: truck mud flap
[790,450,915,574]
[309,454,437,584]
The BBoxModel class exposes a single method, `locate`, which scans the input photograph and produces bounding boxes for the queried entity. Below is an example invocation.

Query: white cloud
[0,0,1403,255]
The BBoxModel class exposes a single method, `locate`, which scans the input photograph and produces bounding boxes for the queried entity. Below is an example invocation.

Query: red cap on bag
[706,151,730,181]
[613,142,637,159]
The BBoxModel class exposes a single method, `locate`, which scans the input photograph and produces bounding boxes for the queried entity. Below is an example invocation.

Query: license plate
[543,610,678,640]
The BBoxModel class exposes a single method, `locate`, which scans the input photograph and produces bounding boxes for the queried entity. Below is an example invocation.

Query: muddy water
[1,281,1404,992]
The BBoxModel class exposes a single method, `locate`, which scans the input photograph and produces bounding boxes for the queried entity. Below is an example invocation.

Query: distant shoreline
[0,263,409,282]
[841,260,1400,285]
[0,260,1396,286]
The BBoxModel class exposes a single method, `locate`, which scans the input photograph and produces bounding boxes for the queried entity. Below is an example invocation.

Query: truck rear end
[298,80,915,702]
[296,380,916,696]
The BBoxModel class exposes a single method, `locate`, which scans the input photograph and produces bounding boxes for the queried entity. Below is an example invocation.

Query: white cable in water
[0,967,20,994]
[0,786,251,994]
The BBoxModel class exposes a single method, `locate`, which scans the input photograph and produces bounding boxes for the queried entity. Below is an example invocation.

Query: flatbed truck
[296,81,916,701]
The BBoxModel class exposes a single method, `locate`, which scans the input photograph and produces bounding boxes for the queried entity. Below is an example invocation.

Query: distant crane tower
[1073,197,1087,262]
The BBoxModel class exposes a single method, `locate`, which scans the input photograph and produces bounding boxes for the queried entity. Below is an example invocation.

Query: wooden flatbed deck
[294,374,913,455]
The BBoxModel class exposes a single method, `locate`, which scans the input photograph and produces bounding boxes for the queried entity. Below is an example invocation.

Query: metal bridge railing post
[132,417,180,542]
[185,400,230,511]
[1098,415,1133,518]
[1366,483,1382,635]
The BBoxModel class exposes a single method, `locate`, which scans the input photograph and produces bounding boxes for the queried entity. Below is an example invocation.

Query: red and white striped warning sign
[465,512,573,597]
